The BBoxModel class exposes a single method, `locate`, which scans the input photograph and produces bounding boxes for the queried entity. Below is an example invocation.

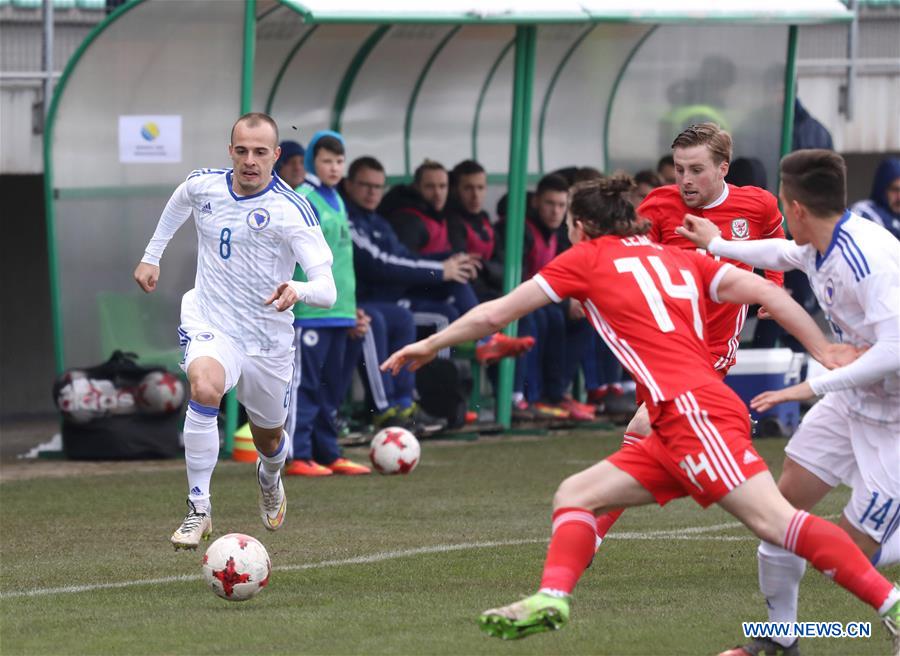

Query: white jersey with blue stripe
[770,213,898,423]
[142,168,333,356]
[709,211,899,423]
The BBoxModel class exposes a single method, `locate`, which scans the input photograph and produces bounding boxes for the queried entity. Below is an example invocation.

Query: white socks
[184,401,220,514]
[873,529,900,568]
[256,431,288,489]
[757,540,807,648]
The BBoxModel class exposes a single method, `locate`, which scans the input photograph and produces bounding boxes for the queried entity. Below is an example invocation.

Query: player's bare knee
[625,404,650,437]
[553,474,592,510]
[188,378,223,407]
[839,514,880,559]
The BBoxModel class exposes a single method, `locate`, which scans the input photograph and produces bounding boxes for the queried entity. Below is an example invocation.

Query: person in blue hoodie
[285,130,371,477]
[851,157,900,241]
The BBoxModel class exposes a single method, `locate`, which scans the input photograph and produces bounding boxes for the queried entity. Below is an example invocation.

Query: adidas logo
[199,202,212,215]
[743,450,759,465]
[190,486,202,495]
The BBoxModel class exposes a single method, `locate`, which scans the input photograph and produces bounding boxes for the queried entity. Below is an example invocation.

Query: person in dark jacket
[344,157,534,373]
[495,174,574,418]
[446,159,505,301]
[851,157,900,240]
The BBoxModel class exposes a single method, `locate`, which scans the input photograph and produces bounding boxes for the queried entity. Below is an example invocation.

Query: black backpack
[415,358,472,429]
[53,351,185,460]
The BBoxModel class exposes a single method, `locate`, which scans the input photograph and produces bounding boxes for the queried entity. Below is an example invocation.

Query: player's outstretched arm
[133,262,160,293]
[715,267,836,368]
[678,214,801,272]
[381,279,550,374]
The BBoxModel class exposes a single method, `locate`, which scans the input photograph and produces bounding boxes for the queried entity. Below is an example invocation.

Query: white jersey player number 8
[614,256,703,340]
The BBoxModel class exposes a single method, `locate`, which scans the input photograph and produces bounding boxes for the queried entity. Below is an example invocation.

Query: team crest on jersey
[302,329,319,347]
[731,218,750,240]
[824,278,835,306]
[247,208,271,231]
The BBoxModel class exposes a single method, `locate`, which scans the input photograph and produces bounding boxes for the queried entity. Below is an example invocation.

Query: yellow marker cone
[232,422,257,463]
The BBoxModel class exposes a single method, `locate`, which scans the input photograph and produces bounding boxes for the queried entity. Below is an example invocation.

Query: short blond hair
[671,123,732,165]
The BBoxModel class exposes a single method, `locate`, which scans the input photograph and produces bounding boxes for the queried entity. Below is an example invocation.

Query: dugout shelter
[44,0,852,441]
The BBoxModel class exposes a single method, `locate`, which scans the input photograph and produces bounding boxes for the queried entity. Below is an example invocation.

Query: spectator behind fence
[725,156,768,190]
[793,99,833,151]
[447,159,505,301]
[851,157,900,240]
[343,156,533,373]
[380,160,453,256]
[631,169,663,207]
[286,130,370,477]
[275,140,305,190]
[497,174,573,418]
[657,154,676,185]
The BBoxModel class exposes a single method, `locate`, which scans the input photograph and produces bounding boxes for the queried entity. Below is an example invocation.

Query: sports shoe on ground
[257,459,286,531]
[327,457,371,475]
[475,333,535,365]
[586,385,610,405]
[559,397,596,421]
[478,592,570,640]
[284,459,333,477]
[396,403,447,434]
[717,638,800,655]
[532,402,571,420]
[170,499,212,550]
[372,406,398,429]
[883,598,899,656]
[512,399,537,421]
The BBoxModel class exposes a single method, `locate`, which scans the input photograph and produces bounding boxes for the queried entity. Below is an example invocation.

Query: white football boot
[170,499,212,550]
[257,459,286,531]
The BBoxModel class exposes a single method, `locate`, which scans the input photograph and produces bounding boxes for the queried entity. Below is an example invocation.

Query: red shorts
[634,354,728,408]
[607,383,767,508]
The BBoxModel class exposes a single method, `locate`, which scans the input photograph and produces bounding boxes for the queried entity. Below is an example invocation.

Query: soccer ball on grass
[201,533,271,601]
[369,426,420,475]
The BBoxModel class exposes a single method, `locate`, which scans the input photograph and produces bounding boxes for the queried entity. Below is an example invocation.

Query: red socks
[786,511,895,611]
[539,507,597,594]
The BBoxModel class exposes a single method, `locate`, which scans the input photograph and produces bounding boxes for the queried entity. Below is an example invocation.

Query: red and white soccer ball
[201,533,271,602]
[137,371,185,414]
[369,426,420,475]
[56,371,136,422]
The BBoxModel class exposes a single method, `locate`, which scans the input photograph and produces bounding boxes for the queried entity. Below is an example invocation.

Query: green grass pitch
[1,430,895,655]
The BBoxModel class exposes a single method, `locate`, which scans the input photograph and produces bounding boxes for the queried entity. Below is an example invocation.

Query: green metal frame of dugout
[43,0,851,452]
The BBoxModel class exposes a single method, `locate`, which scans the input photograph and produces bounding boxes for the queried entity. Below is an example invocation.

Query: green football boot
[478,592,570,640]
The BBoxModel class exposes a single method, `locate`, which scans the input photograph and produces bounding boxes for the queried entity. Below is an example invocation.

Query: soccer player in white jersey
[678,149,900,656]
[133,113,336,549]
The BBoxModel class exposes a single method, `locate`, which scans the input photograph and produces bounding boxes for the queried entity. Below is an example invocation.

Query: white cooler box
[724,348,805,437]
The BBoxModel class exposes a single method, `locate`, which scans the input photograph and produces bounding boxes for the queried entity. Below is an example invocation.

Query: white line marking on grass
[0,522,755,600]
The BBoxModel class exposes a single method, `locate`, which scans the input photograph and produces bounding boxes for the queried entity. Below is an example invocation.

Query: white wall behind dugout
[47,0,818,369]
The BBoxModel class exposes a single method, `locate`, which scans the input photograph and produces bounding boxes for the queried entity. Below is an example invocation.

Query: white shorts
[178,290,295,430]
[785,391,900,544]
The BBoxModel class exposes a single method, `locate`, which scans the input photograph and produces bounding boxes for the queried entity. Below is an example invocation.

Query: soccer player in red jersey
[594,123,787,545]
[381,176,900,646]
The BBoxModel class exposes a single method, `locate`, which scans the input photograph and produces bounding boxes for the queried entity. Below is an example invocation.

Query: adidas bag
[53,351,185,460]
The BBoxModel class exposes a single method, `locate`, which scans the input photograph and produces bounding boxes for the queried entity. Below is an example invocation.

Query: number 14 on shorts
[680,453,718,490]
